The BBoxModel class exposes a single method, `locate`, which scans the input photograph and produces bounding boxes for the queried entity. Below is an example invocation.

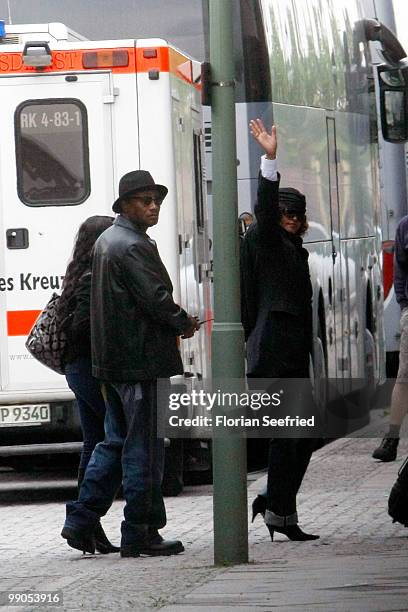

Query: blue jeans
[64,380,166,546]
[65,357,106,470]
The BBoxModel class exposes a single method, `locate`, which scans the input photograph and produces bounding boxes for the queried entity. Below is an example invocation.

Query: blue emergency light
[0,20,5,38]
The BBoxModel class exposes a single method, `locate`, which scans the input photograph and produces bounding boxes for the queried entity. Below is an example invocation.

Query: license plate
[0,404,51,427]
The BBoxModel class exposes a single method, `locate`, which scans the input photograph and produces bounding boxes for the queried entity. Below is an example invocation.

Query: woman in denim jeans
[58,215,116,553]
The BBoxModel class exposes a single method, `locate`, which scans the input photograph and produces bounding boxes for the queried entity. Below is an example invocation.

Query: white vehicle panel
[0,72,115,393]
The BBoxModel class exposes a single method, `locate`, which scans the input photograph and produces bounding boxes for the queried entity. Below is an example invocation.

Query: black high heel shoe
[61,526,96,554]
[266,524,319,542]
[251,495,267,522]
[94,522,120,554]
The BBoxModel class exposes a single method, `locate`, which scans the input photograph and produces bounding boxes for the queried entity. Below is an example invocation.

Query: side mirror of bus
[378,66,408,143]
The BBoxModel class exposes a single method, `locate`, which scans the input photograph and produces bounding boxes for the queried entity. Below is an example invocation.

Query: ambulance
[0,22,212,469]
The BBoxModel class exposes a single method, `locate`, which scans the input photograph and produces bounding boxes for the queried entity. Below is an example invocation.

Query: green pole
[209,0,248,565]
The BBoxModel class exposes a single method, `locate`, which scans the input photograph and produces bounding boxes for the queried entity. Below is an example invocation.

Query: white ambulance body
[0,23,211,462]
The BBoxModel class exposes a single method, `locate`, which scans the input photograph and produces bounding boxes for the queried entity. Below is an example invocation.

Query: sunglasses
[132,195,163,206]
[280,208,305,221]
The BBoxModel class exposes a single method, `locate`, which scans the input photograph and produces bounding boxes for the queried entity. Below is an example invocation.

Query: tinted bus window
[15,99,90,206]
[202,0,272,104]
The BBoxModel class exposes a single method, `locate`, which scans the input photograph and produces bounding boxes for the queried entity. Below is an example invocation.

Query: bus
[203,0,408,421]
[375,1,408,378]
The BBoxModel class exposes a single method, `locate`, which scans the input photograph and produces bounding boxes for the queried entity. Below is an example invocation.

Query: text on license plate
[0,404,51,427]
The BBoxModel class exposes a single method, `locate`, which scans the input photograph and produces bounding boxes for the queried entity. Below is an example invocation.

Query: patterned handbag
[25,292,69,375]
[388,455,408,527]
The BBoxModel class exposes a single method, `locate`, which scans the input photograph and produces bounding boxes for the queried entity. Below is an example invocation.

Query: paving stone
[0,409,407,610]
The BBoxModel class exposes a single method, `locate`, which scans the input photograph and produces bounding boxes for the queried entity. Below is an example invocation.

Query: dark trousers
[265,438,315,525]
[65,356,106,470]
[249,356,316,527]
[64,380,166,546]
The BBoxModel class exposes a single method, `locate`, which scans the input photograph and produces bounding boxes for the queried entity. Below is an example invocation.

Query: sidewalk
[163,429,408,611]
[0,409,408,611]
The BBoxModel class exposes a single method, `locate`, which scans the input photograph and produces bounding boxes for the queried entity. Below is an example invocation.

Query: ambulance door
[191,118,212,381]
[173,98,211,379]
[0,72,114,395]
[171,101,195,375]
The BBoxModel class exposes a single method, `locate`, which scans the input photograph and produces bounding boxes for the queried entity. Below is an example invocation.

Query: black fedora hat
[112,170,168,213]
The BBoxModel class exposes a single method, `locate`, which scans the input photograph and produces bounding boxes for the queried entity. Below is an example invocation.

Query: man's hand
[249,119,277,159]
[181,315,200,339]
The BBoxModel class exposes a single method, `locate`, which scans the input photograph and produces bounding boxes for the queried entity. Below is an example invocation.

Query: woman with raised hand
[242,119,319,541]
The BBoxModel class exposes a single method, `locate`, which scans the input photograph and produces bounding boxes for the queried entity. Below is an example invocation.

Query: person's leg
[264,373,317,539]
[65,357,106,472]
[372,383,408,461]
[112,381,166,546]
[373,308,408,461]
[388,382,408,432]
[112,381,182,557]
[266,438,298,525]
[64,362,119,553]
[388,308,408,434]
[63,381,126,534]
[253,384,317,522]
[144,381,166,531]
[264,437,318,541]
[266,439,314,515]
[294,438,315,494]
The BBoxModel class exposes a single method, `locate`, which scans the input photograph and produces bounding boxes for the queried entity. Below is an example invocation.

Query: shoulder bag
[388,455,408,527]
[25,292,70,375]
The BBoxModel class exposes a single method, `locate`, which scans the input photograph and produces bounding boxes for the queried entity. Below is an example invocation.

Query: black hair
[58,215,114,320]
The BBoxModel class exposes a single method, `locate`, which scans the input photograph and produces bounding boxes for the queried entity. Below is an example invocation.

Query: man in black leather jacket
[62,170,199,558]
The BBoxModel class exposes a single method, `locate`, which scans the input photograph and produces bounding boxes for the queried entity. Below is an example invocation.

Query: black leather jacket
[91,215,191,382]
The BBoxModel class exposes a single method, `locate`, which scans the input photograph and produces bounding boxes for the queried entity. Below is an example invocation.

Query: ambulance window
[193,130,204,233]
[15,99,90,206]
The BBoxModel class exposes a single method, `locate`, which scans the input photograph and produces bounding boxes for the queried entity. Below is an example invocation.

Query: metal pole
[209,0,248,565]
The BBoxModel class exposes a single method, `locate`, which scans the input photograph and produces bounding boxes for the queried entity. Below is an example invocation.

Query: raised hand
[249,119,277,159]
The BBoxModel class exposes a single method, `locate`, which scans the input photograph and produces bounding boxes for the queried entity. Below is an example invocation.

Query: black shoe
[372,437,399,462]
[94,522,120,554]
[120,534,184,558]
[61,526,96,554]
[251,495,267,523]
[266,524,319,542]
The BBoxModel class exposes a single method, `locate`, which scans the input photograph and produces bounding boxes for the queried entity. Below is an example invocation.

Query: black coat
[91,215,191,382]
[63,271,92,364]
[241,174,312,378]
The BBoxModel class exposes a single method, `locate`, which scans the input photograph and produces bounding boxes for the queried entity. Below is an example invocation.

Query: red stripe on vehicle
[7,310,41,336]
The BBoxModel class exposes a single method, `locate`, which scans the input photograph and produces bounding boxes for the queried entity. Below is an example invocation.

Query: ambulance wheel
[162,439,184,496]
[183,439,213,485]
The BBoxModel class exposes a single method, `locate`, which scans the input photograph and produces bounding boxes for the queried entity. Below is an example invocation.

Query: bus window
[15,99,90,206]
